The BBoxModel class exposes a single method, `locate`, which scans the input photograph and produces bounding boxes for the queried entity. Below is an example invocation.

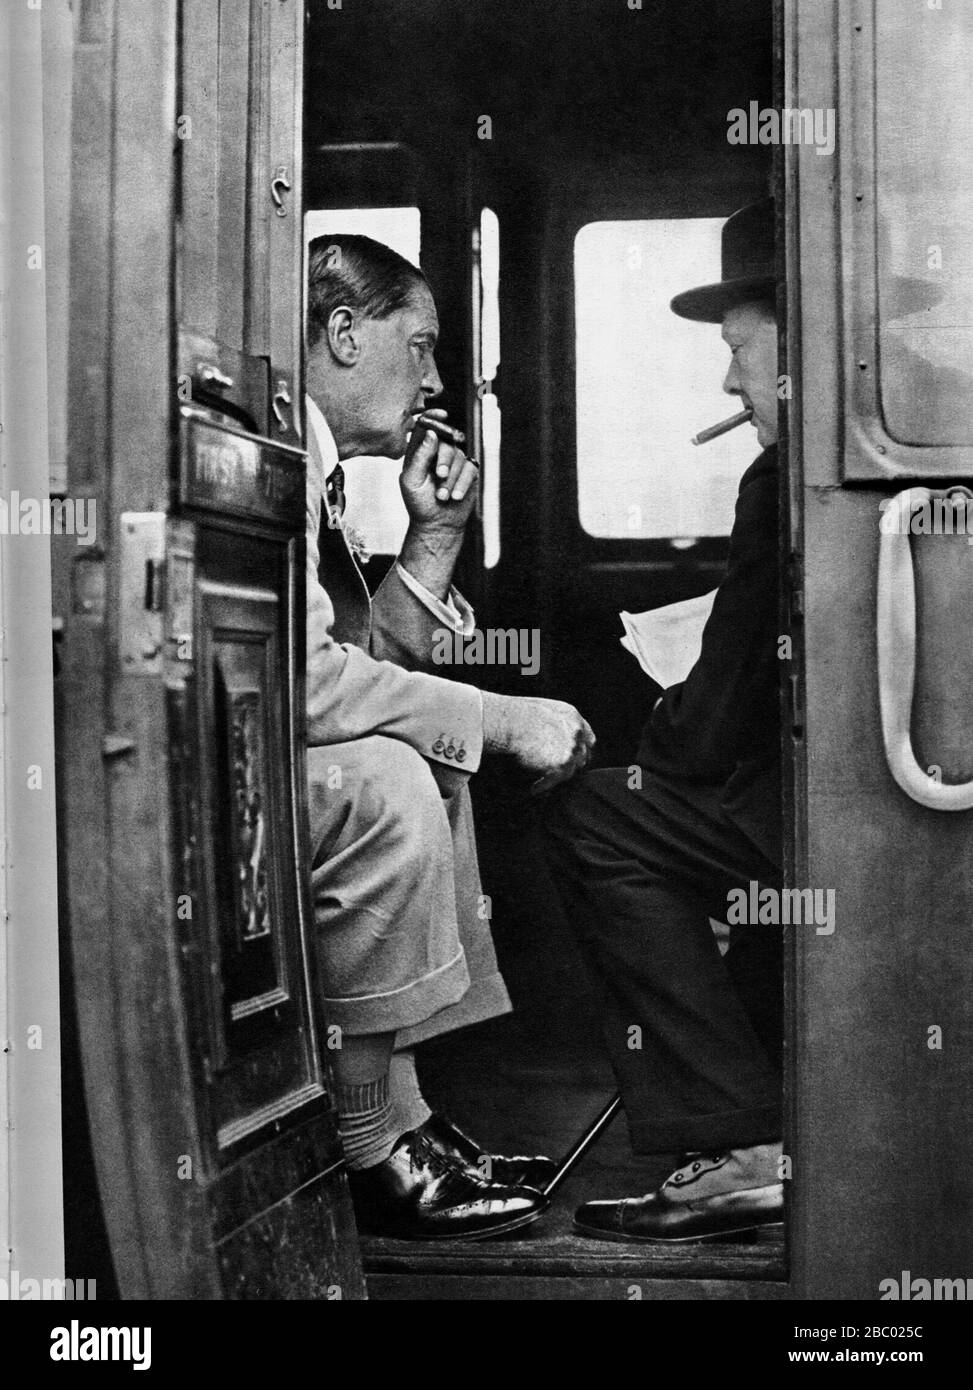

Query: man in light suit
[304,233,595,1240]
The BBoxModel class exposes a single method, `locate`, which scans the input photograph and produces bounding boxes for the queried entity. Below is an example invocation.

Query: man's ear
[326,306,361,366]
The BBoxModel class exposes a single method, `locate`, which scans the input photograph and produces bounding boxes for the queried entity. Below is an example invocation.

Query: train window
[476,207,501,568]
[574,219,755,541]
[874,5,973,447]
[303,207,421,555]
[303,205,421,264]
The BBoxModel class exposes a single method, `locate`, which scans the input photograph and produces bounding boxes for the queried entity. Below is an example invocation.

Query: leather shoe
[421,1112,557,1191]
[348,1127,549,1241]
[575,1150,783,1243]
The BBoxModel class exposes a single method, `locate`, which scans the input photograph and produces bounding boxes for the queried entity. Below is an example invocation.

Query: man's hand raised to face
[481,692,597,796]
[400,410,479,533]
[397,410,480,601]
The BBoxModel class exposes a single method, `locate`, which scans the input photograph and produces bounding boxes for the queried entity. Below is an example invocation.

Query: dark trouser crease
[542,767,783,1156]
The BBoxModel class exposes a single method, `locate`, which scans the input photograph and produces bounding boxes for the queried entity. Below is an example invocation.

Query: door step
[363,1226,786,1300]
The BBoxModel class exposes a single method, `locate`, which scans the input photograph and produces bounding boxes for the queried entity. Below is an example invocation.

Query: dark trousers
[541,767,782,1155]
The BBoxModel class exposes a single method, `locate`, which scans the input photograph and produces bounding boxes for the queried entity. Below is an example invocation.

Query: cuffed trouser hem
[627,1103,782,1157]
[321,949,471,1036]
[396,968,511,1049]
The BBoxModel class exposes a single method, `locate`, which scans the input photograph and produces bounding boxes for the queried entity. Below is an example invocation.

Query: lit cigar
[414,414,465,445]
[691,408,753,446]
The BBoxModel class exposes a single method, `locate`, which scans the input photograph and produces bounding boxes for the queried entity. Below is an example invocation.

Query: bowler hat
[670,197,776,323]
[670,196,944,323]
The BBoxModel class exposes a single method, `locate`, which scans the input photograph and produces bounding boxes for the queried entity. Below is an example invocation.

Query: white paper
[619,589,717,689]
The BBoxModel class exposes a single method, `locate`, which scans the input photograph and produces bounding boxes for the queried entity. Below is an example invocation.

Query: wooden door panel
[265,0,303,446]
[785,0,973,1296]
[60,0,366,1297]
[217,1157,359,1299]
[195,561,324,1147]
[167,411,364,1292]
[216,0,253,353]
[179,0,302,444]
[179,0,219,337]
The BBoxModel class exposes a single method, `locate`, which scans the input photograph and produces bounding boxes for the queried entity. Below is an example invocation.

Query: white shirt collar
[305,393,339,472]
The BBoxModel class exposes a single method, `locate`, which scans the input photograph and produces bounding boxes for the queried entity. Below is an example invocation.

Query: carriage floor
[363,1004,787,1300]
[360,788,790,1299]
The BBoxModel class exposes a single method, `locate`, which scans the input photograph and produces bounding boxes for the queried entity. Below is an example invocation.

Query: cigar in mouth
[691,408,754,446]
[414,414,466,445]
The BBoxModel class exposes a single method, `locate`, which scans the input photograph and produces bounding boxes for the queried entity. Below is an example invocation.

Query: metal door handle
[199,363,234,391]
[877,485,973,810]
[272,380,293,432]
[271,166,292,217]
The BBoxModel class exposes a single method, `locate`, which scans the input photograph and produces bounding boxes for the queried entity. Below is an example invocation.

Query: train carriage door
[785,0,973,1298]
[57,0,364,1297]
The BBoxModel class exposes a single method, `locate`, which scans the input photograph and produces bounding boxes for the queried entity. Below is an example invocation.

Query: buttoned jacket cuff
[425,683,483,775]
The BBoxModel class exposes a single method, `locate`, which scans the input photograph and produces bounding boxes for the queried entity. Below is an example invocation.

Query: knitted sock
[335,1074,398,1171]
[389,1049,432,1134]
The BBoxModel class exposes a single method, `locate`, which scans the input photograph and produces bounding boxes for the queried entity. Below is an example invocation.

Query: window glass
[574,219,757,540]
[304,206,420,263]
[304,208,421,556]
[875,5,973,446]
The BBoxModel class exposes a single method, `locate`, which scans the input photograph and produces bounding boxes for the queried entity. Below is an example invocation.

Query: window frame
[839,0,973,481]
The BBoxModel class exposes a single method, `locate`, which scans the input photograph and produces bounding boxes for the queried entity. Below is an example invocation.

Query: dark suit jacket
[635,446,781,866]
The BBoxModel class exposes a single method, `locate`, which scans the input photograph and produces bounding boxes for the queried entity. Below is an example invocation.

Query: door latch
[119,513,167,676]
[198,362,235,392]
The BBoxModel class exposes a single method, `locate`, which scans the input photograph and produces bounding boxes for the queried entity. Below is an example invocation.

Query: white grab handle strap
[876,486,973,811]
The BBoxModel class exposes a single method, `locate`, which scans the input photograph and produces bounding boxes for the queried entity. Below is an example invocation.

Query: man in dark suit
[543,198,786,1242]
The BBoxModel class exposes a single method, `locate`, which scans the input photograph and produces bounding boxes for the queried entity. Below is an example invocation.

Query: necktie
[325,463,346,519]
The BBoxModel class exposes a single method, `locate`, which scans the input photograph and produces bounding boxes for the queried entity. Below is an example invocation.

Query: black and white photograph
[1,0,972,1345]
